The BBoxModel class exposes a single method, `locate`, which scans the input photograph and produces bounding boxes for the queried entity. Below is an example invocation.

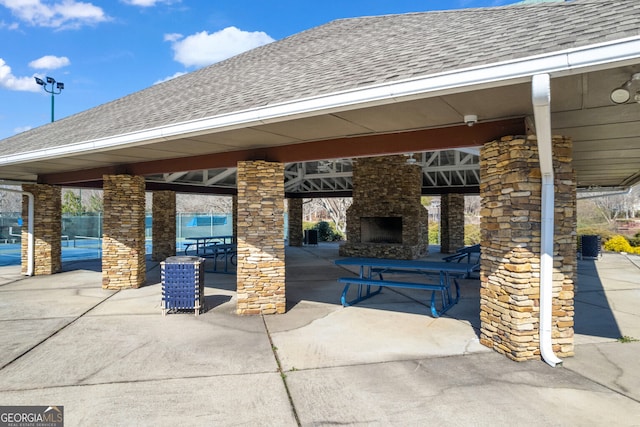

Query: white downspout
[1,187,35,276]
[532,73,563,367]
[25,192,34,276]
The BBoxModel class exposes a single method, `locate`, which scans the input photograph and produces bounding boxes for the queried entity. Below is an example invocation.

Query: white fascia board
[3,36,640,166]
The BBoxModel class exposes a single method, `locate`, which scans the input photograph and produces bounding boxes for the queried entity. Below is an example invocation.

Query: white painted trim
[2,36,640,167]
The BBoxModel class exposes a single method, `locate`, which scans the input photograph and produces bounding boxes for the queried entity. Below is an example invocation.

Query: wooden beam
[39,118,524,185]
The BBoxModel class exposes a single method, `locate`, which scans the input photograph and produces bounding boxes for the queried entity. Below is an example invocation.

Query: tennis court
[0,238,153,267]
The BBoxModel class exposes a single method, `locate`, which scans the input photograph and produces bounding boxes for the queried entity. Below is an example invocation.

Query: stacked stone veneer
[102,175,146,289]
[440,193,465,253]
[480,135,576,361]
[21,184,62,275]
[152,191,176,261]
[288,198,303,246]
[340,155,428,259]
[236,161,286,315]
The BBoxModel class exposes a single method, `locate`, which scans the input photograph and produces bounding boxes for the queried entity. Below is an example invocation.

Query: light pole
[35,76,64,122]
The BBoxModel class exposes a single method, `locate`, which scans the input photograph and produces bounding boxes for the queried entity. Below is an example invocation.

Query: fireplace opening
[361,217,402,244]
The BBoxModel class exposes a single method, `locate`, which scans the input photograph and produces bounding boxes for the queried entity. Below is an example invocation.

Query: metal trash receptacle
[305,229,318,245]
[580,235,601,259]
[161,256,205,316]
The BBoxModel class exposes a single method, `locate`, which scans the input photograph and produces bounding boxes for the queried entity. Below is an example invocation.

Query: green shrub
[313,221,343,241]
[464,223,480,245]
[428,222,439,244]
[603,235,640,254]
[576,226,617,242]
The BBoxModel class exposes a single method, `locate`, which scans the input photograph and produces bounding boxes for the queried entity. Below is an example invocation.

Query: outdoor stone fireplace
[361,217,403,244]
[339,155,428,259]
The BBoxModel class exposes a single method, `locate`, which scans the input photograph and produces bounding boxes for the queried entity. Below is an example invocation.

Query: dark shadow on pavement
[574,258,622,339]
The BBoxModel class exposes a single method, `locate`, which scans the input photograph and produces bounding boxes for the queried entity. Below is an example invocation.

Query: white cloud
[0,19,19,29]
[0,0,109,29]
[154,71,187,85]
[14,125,33,134]
[29,55,70,70]
[163,32,182,42]
[121,0,177,6]
[0,58,40,92]
[167,26,274,68]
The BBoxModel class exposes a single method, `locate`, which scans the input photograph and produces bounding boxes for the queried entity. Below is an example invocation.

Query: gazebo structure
[1,0,639,365]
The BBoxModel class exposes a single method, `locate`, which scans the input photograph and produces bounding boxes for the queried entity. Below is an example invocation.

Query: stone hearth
[339,155,428,259]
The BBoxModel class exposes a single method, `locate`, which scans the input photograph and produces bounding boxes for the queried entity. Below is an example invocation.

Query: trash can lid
[164,256,204,263]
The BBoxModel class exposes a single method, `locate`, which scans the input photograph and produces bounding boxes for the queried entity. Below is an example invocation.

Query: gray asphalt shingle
[1,0,639,156]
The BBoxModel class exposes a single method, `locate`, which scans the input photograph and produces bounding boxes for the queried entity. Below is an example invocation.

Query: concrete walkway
[0,244,638,426]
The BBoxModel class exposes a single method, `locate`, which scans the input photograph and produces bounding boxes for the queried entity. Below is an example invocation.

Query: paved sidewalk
[0,245,638,426]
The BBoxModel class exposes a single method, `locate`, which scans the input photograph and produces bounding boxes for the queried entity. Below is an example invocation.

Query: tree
[0,185,22,213]
[62,190,85,215]
[304,198,351,234]
[86,193,103,213]
[176,194,232,213]
[585,187,640,225]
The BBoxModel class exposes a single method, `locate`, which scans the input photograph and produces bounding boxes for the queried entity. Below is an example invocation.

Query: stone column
[152,191,176,261]
[102,175,146,289]
[21,184,62,275]
[288,198,303,246]
[479,135,575,362]
[236,161,286,315]
[440,193,465,253]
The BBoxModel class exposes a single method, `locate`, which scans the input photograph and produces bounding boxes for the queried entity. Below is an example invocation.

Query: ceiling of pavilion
[143,149,481,197]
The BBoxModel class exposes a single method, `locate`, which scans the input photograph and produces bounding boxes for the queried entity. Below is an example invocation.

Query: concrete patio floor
[0,243,638,426]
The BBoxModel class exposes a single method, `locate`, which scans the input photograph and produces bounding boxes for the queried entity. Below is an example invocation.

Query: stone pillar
[21,184,62,275]
[152,191,176,261]
[440,193,465,253]
[102,175,146,289]
[479,135,575,362]
[288,198,303,246]
[236,161,286,315]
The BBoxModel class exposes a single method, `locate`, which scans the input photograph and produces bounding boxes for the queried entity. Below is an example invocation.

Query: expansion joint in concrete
[0,290,120,372]
[261,314,301,427]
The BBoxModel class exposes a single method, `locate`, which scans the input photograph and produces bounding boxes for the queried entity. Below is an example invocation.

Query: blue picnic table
[443,243,481,264]
[202,243,237,274]
[335,257,479,317]
[184,235,234,255]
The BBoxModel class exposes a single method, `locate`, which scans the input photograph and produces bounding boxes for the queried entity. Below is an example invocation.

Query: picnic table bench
[335,257,478,317]
[201,243,237,274]
[443,243,480,264]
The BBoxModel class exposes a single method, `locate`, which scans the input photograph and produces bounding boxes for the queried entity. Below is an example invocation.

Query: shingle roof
[2,0,639,156]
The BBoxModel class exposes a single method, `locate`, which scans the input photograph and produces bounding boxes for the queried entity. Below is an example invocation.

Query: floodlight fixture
[34,75,64,122]
[610,73,640,104]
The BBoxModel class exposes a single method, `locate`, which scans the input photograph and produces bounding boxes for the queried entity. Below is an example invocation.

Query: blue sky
[0,0,522,140]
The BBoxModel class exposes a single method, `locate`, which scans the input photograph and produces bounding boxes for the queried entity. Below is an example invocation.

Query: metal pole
[50,91,55,122]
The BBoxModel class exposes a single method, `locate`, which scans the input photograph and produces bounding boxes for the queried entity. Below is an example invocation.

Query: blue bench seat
[337,274,459,318]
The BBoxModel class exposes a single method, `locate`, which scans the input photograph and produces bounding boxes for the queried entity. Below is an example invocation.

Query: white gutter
[1,36,640,167]
[578,188,632,200]
[0,187,34,276]
[532,73,562,368]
